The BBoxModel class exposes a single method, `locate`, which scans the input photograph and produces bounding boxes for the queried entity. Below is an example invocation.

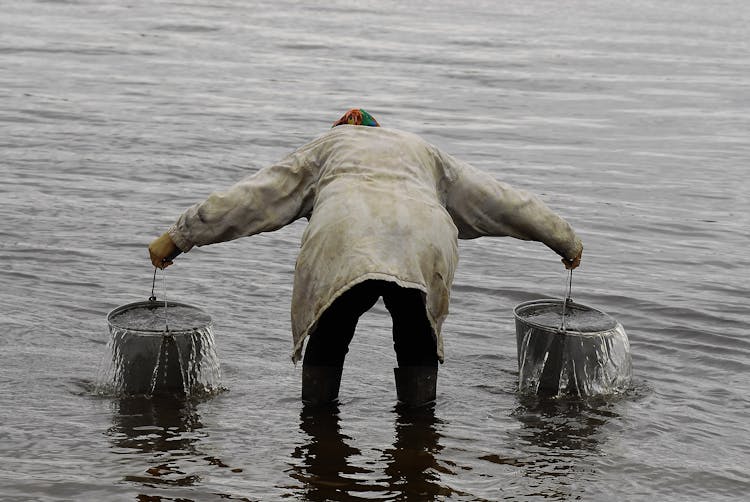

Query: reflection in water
[290,404,453,501]
[108,396,243,501]
[289,404,372,501]
[501,395,621,500]
[381,404,454,501]
[513,395,618,452]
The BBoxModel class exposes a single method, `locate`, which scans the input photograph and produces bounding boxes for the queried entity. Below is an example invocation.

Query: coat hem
[291,272,445,364]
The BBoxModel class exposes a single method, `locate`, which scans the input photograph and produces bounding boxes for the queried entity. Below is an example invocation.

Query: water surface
[1,0,748,500]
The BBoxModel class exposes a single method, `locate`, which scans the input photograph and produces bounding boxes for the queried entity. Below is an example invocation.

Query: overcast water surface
[1,0,749,500]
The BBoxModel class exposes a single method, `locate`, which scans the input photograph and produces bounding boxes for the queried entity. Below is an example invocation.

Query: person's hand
[562,246,582,270]
[149,232,180,269]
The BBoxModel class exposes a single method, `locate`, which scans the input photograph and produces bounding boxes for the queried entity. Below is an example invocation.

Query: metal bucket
[513,299,631,397]
[106,300,220,396]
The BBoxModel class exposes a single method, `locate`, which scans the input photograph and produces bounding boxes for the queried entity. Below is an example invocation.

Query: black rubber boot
[301,366,344,406]
[394,366,438,407]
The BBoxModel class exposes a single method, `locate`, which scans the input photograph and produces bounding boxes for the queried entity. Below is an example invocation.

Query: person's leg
[382,283,439,367]
[382,283,439,406]
[303,280,382,366]
[302,280,381,405]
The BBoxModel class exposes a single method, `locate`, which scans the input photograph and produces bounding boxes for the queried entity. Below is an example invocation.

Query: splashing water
[99,302,223,398]
[515,300,632,397]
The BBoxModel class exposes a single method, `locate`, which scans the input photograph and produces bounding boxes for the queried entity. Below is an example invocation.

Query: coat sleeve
[438,150,582,260]
[167,146,318,252]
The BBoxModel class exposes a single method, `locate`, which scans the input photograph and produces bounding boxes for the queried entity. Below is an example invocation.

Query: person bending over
[149,108,583,407]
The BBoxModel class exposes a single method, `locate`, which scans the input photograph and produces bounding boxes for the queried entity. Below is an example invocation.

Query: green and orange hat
[332,108,380,128]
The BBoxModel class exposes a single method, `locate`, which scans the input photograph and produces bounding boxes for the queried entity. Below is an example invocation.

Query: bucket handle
[149,266,170,333]
[149,267,158,302]
[559,269,573,333]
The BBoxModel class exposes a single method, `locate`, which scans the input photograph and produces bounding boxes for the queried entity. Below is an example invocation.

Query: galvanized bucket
[107,300,220,396]
[513,299,631,397]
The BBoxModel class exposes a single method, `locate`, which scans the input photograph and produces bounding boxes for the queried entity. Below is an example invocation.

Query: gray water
[1,0,749,500]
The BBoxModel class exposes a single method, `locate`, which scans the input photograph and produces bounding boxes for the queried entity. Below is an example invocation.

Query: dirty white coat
[168,126,583,363]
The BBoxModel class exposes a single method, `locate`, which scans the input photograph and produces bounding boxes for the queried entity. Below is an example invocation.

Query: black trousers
[302,280,439,368]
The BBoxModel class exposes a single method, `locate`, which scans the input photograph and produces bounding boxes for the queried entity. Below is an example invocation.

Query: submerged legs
[301,280,439,406]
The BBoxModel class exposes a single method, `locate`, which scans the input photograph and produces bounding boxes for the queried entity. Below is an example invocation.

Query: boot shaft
[394,366,438,407]
[301,365,343,406]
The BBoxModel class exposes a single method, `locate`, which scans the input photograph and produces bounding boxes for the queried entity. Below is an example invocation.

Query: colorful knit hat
[332,108,380,128]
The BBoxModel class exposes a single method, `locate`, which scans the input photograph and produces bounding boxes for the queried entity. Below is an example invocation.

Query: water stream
[101,304,223,398]
[516,301,632,397]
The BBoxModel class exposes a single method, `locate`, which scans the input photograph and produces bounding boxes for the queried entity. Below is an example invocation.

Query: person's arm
[149,146,318,268]
[439,150,583,268]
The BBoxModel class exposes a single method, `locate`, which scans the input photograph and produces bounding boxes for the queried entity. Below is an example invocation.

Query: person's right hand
[562,246,582,270]
[149,232,180,269]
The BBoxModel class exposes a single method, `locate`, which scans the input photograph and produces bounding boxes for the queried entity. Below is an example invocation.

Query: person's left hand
[562,246,582,270]
[149,232,180,269]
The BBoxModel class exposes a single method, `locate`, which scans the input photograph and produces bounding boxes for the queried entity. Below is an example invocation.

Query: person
[148,108,583,407]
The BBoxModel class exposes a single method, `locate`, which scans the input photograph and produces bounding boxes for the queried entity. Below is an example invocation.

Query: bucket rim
[513,298,618,335]
[107,300,213,334]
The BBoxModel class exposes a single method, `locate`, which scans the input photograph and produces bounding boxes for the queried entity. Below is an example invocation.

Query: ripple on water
[1,0,749,499]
